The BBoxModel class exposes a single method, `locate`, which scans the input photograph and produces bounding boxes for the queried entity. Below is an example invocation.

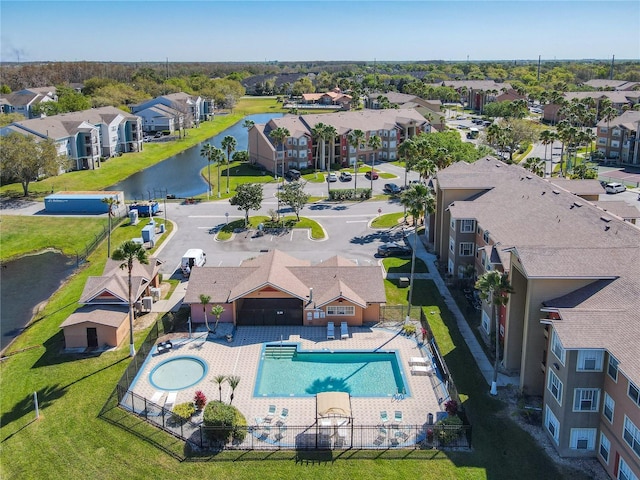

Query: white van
[181,249,206,277]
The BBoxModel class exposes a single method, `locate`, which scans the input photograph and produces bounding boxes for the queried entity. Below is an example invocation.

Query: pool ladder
[264,345,297,359]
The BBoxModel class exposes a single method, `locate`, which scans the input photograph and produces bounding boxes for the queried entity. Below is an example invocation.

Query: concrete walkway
[398,230,518,390]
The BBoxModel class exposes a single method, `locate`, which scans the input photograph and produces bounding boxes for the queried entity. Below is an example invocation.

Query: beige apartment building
[431,158,640,479]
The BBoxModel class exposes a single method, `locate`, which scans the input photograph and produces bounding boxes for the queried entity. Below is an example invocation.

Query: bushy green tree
[230,183,263,226]
[277,182,310,221]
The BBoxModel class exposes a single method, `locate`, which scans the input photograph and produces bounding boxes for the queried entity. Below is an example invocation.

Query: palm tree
[523,157,545,177]
[347,129,365,198]
[475,270,515,396]
[226,375,240,405]
[211,304,225,333]
[221,135,237,194]
[539,130,555,165]
[199,143,214,198]
[398,138,418,190]
[367,134,382,191]
[242,120,255,164]
[112,240,149,357]
[212,375,227,402]
[324,124,337,195]
[414,158,436,183]
[311,122,327,177]
[269,127,290,220]
[199,294,211,332]
[101,196,120,258]
[400,184,435,324]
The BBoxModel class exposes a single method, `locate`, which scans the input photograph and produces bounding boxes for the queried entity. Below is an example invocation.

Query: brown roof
[60,304,128,328]
[547,178,604,196]
[184,250,385,308]
[592,201,640,221]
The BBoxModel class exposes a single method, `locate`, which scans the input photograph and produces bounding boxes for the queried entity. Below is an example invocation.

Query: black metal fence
[74,214,126,267]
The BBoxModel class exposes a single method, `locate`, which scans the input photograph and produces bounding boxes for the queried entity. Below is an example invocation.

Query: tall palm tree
[211,304,225,333]
[210,146,225,198]
[199,143,214,198]
[242,120,255,164]
[347,129,365,198]
[400,184,435,324]
[523,157,545,177]
[398,138,418,190]
[311,122,327,177]
[199,294,212,332]
[367,134,381,191]
[539,130,555,164]
[269,127,290,220]
[226,375,240,405]
[112,240,149,357]
[212,374,227,402]
[324,124,337,195]
[221,135,237,194]
[414,158,437,183]
[475,271,514,396]
[101,196,120,258]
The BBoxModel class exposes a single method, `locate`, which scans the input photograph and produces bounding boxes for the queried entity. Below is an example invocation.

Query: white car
[604,182,626,194]
[327,172,338,182]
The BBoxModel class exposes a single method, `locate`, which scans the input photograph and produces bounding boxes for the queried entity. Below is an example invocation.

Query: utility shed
[44,191,126,215]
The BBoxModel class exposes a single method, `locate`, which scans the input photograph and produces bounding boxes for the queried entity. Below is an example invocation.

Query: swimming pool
[254,345,408,398]
[149,356,208,391]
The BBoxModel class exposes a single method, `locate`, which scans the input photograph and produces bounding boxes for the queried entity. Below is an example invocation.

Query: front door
[86,328,98,348]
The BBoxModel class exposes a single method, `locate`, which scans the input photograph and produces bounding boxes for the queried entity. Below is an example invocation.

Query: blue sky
[1,1,639,63]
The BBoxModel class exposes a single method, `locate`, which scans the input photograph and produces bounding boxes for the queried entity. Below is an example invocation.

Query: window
[461,219,475,233]
[618,457,639,480]
[601,127,609,134]
[451,218,456,230]
[447,259,454,275]
[609,355,619,381]
[545,405,560,444]
[449,237,455,253]
[481,310,490,334]
[603,392,615,423]
[624,416,640,458]
[612,140,620,148]
[547,370,563,404]
[599,432,610,463]
[573,388,599,412]
[577,350,604,371]
[629,382,640,407]
[459,243,474,256]
[483,230,490,243]
[551,330,565,365]
[570,428,596,450]
[326,305,355,316]
[613,129,621,137]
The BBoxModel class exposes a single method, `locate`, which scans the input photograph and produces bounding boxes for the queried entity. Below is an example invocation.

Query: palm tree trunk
[491,301,499,395]
[128,266,135,357]
[405,230,419,324]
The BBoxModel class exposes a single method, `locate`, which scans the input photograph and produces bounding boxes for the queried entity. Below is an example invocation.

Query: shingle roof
[60,304,128,328]
[183,250,385,308]
[596,110,640,129]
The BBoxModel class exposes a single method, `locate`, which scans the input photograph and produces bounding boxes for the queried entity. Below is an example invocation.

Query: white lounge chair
[327,322,335,340]
[164,392,177,411]
[150,391,164,404]
[409,356,429,366]
[264,404,277,423]
[411,365,434,376]
[340,322,349,339]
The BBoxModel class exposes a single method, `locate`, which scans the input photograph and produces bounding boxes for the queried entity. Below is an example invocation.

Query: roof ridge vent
[573,201,582,207]
[552,190,560,194]
[526,175,532,179]
[600,216,612,223]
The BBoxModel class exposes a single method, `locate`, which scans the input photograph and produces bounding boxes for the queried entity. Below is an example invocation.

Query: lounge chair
[264,404,277,423]
[409,356,429,366]
[340,322,349,339]
[278,407,289,422]
[394,410,403,424]
[327,322,335,340]
[150,391,164,404]
[372,426,388,446]
[411,364,434,376]
[380,410,389,424]
[164,392,177,411]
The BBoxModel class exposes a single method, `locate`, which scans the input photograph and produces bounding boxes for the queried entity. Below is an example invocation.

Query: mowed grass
[0,215,109,261]
[382,256,429,274]
[198,162,276,200]
[371,212,404,228]
[216,215,325,241]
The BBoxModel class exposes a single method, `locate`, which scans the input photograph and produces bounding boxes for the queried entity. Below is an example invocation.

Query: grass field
[216,215,324,241]
[382,256,429,274]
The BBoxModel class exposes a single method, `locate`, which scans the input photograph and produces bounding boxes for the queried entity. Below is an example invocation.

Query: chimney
[309,288,313,303]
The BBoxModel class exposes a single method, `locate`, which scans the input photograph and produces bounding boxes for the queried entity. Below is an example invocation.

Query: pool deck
[130,325,446,429]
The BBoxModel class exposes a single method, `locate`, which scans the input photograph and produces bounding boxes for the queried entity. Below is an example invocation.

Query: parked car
[327,172,338,182]
[604,182,626,194]
[285,169,301,181]
[365,170,379,180]
[383,183,402,195]
[377,242,412,257]
[339,171,352,181]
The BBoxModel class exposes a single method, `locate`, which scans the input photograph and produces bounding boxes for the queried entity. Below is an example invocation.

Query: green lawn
[216,215,325,241]
[198,162,276,200]
[382,257,429,274]
[371,212,404,228]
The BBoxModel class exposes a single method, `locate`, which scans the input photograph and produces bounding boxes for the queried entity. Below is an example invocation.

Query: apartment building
[429,80,513,112]
[248,109,430,175]
[596,110,640,166]
[542,91,640,126]
[131,92,207,128]
[0,87,57,119]
[431,158,640,479]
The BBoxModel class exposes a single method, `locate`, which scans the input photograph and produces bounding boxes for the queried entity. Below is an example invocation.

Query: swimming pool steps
[264,345,297,359]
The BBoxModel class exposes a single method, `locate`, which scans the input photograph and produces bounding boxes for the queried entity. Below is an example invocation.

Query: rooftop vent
[600,216,612,223]
[573,202,582,207]
[526,175,532,179]
[552,190,560,195]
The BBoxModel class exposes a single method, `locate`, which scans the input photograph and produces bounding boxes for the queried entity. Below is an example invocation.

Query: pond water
[111,113,283,200]
[0,251,76,352]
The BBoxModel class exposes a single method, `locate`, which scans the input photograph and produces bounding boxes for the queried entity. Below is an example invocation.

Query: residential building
[583,79,640,91]
[184,249,385,326]
[134,103,184,134]
[429,80,513,112]
[0,87,57,119]
[542,92,640,126]
[430,158,640,479]
[2,106,143,170]
[131,92,205,128]
[248,109,430,175]
[596,110,640,166]
[300,87,352,109]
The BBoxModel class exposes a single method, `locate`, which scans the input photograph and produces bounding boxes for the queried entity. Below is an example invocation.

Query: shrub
[436,414,463,445]
[444,399,459,416]
[171,402,195,425]
[194,390,207,410]
[203,400,247,444]
[402,324,416,336]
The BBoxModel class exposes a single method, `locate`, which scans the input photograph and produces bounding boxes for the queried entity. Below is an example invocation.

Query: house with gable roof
[60,256,163,349]
[131,92,208,129]
[0,86,57,119]
[184,250,385,327]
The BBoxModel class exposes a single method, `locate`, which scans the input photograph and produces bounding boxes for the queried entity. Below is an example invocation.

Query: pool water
[254,347,407,397]
[149,356,208,391]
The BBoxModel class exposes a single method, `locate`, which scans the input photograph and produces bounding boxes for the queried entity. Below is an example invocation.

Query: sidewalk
[151,279,188,313]
[399,230,518,389]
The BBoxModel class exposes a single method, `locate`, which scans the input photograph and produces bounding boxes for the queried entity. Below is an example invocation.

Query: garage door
[237,298,303,326]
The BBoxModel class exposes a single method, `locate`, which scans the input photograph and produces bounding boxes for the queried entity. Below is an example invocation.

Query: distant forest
[1,60,639,111]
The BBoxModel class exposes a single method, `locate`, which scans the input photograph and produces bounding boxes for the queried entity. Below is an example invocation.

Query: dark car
[365,170,379,180]
[377,242,412,257]
[339,171,352,181]
[383,183,402,195]
[285,169,301,181]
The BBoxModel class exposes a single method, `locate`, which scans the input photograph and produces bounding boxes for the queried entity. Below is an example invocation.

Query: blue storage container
[44,191,125,214]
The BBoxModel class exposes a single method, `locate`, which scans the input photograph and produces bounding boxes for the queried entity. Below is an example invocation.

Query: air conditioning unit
[150,287,161,301]
[142,296,153,311]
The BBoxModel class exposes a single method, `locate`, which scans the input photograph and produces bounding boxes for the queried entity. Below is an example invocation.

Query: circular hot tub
[149,356,208,391]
